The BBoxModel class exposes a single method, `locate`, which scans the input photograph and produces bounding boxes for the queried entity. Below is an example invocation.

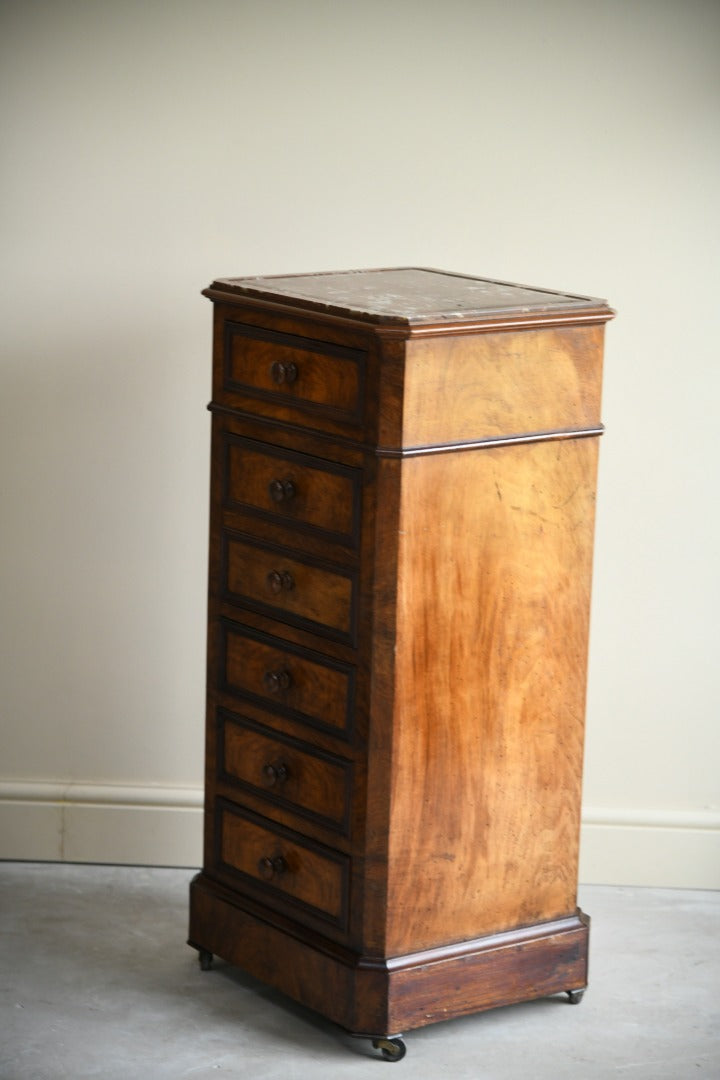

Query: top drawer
[221,321,366,427]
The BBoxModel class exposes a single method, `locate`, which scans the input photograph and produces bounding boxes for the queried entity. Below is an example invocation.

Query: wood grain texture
[211,302,375,442]
[225,321,364,421]
[223,532,355,641]
[219,712,351,832]
[217,801,349,925]
[384,913,589,1031]
[190,268,611,1044]
[188,874,588,1037]
[383,437,598,953]
[225,437,361,544]
[361,456,403,954]
[400,325,605,448]
[221,621,355,736]
[188,873,355,1027]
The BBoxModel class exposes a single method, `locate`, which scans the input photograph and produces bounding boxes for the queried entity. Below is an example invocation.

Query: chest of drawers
[188,267,613,1060]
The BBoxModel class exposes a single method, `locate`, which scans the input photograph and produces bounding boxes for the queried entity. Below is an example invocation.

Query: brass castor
[371,1036,407,1062]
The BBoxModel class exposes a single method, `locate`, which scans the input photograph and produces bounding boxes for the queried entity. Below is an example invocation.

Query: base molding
[0,781,203,866]
[188,871,589,1037]
[579,807,720,889]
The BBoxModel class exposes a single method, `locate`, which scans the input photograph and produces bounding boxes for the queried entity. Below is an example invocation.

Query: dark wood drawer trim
[218,618,356,741]
[221,433,363,549]
[217,708,353,836]
[223,321,366,426]
[214,798,351,931]
[220,530,359,647]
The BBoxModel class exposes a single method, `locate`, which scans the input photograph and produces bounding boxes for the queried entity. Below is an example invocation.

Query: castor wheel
[371,1036,407,1062]
[566,988,585,1005]
[198,949,213,971]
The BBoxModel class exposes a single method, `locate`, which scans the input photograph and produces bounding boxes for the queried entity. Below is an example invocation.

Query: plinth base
[188,872,589,1040]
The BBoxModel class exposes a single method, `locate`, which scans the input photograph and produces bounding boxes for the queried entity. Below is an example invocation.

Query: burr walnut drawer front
[222,434,362,548]
[219,620,356,739]
[217,799,350,928]
[221,532,357,645]
[223,321,365,426]
[218,710,352,834]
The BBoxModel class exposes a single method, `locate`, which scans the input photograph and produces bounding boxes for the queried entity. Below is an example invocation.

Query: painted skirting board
[0,782,718,888]
[579,806,720,889]
[0,782,203,868]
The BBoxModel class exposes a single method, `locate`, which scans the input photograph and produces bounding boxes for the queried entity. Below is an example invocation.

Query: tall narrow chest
[188,267,613,1060]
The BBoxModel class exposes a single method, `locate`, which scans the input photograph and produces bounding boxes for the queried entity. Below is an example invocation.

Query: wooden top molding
[203,267,614,334]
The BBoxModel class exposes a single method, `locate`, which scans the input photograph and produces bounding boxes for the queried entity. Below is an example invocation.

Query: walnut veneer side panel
[400,325,605,447]
[384,436,599,955]
[360,455,403,955]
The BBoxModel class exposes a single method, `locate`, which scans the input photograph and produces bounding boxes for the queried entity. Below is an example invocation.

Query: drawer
[220,620,356,739]
[217,799,350,928]
[222,434,362,548]
[221,532,357,645]
[223,321,365,426]
[218,711,352,833]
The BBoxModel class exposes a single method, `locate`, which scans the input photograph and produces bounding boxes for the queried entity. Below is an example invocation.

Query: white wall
[1,0,718,886]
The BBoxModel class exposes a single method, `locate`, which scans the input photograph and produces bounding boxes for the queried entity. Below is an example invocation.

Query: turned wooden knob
[268,478,296,503]
[270,360,298,386]
[262,761,289,786]
[264,669,291,693]
[267,569,294,594]
[257,855,287,880]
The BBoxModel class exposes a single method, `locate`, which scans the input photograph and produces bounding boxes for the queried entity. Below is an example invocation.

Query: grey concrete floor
[0,863,718,1079]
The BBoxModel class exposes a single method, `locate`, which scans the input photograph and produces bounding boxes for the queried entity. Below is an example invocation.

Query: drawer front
[222,532,357,645]
[223,321,365,426]
[219,710,352,833]
[223,434,362,547]
[220,620,355,739]
[217,800,350,928]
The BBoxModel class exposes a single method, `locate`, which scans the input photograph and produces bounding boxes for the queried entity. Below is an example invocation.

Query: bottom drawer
[216,800,350,930]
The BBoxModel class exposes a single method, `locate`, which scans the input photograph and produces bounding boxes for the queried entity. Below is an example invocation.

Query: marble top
[207,267,608,326]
